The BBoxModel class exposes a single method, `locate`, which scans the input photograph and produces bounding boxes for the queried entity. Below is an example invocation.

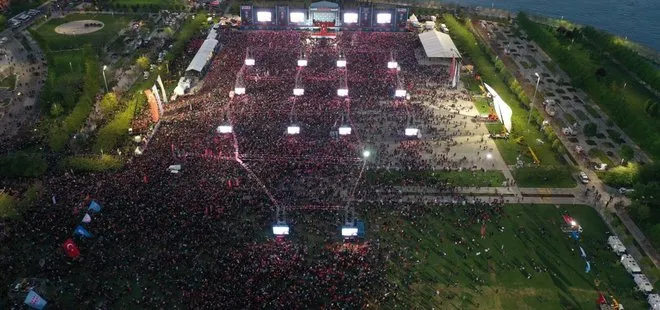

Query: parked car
[579,172,590,184]
[619,187,635,195]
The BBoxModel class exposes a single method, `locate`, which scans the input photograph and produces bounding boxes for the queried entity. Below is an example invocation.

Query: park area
[367,203,646,309]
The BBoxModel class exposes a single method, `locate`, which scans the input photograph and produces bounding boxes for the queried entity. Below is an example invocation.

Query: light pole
[527,72,540,124]
[102,65,108,93]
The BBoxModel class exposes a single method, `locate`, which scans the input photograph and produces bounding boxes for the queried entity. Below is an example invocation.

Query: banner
[152,85,164,116]
[277,6,288,26]
[156,75,168,103]
[144,89,161,122]
[74,225,93,238]
[24,290,47,310]
[240,5,253,25]
[359,7,372,27]
[88,200,102,213]
[396,8,408,28]
[62,238,80,258]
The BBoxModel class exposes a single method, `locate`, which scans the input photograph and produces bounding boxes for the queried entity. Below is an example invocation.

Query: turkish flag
[62,238,80,258]
[597,293,607,305]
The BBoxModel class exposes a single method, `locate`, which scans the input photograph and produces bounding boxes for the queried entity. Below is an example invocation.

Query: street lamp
[527,72,540,124]
[362,150,371,158]
[102,65,109,93]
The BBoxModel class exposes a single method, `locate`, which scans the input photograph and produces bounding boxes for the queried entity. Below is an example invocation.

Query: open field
[30,14,137,51]
[368,203,646,309]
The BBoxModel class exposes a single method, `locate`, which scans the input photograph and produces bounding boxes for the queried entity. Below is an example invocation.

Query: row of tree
[581,26,660,93]
[48,45,101,151]
[516,13,660,160]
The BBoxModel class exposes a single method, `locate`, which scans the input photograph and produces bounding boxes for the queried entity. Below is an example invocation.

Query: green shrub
[0,193,18,218]
[598,163,640,187]
[59,155,123,172]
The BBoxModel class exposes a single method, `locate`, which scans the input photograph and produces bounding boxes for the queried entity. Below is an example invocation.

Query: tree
[631,203,650,222]
[583,123,597,137]
[136,56,150,71]
[100,92,119,116]
[50,103,64,117]
[620,145,634,162]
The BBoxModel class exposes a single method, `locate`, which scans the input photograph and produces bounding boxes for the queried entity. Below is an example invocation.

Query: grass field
[367,203,646,309]
[30,14,138,51]
[512,166,577,188]
[109,0,181,5]
[366,169,507,187]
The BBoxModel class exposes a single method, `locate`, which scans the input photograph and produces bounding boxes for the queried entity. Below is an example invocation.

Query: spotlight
[338,126,352,135]
[287,125,300,135]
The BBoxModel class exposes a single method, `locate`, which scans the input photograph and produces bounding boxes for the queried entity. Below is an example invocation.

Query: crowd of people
[2,30,508,308]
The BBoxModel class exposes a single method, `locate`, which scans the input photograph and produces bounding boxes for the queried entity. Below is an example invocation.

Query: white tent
[409,14,418,23]
[647,294,660,309]
[418,30,461,59]
[173,77,191,96]
[608,236,626,254]
[484,83,513,132]
[185,39,219,73]
[633,274,653,293]
[621,254,641,274]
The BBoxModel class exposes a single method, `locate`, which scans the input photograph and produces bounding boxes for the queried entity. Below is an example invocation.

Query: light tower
[234,68,246,95]
[337,70,348,97]
[297,49,308,67]
[394,71,407,98]
[387,50,398,69]
[244,47,255,66]
[272,205,290,237]
[293,70,304,96]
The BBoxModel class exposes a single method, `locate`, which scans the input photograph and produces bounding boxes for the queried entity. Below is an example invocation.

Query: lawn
[473,97,491,115]
[30,14,139,51]
[366,169,507,187]
[369,203,646,309]
[512,166,576,188]
[0,74,16,90]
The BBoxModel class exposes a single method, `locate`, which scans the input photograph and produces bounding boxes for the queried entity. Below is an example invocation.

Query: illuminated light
[362,150,371,158]
[405,128,419,136]
[387,61,398,69]
[394,89,407,97]
[234,87,246,95]
[376,13,392,24]
[341,227,358,237]
[343,12,358,24]
[338,126,352,135]
[336,59,346,68]
[337,88,348,97]
[570,220,577,227]
[486,153,493,159]
[245,58,255,66]
[287,126,300,135]
[293,88,304,96]
[217,125,233,134]
[272,225,290,235]
[297,59,308,67]
[289,12,305,23]
[256,11,272,22]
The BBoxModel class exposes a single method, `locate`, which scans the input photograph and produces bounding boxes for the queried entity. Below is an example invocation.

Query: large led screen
[289,12,305,23]
[376,13,392,24]
[256,11,272,22]
[343,12,358,24]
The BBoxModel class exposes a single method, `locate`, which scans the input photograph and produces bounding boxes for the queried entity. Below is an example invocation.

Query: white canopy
[185,39,219,73]
[484,83,513,132]
[648,294,660,309]
[409,14,418,23]
[634,274,653,293]
[418,30,461,59]
[608,236,626,254]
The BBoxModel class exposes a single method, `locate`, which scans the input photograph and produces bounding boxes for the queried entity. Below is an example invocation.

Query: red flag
[597,293,607,305]
[562,214,574,226]
[62,238,80,258]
